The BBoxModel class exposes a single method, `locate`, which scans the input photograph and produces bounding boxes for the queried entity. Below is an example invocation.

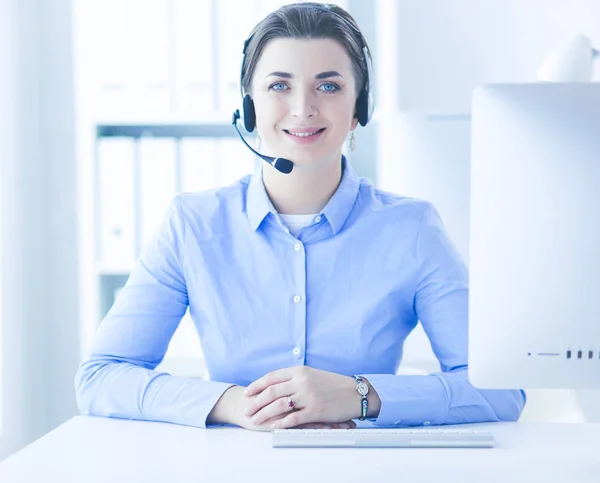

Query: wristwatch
[353,375,369,420]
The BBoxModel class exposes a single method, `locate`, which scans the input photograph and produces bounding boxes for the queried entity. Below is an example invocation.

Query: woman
[75,2,526,431]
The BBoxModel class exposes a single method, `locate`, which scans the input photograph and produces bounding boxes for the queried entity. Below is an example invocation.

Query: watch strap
[353,375,368,420]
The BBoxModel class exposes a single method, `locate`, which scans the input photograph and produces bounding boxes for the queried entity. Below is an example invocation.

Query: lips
[283,128,326,138]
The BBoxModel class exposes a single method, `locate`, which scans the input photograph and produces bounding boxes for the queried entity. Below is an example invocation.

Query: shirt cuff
[199,382,237,429]
[145,377,236,429]
[360,374,449,427]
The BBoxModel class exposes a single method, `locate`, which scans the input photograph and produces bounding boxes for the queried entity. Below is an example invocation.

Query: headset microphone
[231,110,294,174]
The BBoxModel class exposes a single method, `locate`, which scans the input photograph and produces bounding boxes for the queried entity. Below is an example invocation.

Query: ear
[350,116,359,131]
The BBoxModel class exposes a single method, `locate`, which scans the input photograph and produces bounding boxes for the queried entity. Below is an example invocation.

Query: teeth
[288,130,321,137]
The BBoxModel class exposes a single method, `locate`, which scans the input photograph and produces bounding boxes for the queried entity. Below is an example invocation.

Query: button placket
[291,239,306,364]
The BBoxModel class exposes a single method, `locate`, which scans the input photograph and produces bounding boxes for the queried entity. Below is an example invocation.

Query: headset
[231,3,374,174]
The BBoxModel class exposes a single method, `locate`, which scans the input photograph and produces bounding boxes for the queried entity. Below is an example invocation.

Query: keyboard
[272,428,495,448]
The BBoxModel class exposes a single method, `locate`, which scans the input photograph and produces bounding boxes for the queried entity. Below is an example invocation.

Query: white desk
[0,416,598,483]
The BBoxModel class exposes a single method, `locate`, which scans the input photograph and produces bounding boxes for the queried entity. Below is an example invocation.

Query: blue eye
[269,82,288,91]
[319,82,340,93]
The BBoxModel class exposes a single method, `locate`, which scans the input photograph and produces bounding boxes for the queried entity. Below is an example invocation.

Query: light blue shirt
[75,157,526,429]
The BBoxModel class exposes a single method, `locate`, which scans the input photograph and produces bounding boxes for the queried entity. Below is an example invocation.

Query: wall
[0,0,80,460]
[394,0,600,112]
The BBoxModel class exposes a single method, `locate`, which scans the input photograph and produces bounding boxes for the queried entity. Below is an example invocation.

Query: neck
[262,155,343,215]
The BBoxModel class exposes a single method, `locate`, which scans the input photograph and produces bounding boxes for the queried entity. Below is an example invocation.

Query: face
[250,38,359,171]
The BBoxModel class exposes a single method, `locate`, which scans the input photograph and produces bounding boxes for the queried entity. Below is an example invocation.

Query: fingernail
[340,423,350,429]
[322,425,331,429]
[244,388,249,395]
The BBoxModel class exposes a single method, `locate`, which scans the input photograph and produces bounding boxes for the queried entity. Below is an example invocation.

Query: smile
[284,128,326,138]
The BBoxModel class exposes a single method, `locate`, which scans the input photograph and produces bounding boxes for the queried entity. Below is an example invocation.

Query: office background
[1,0,599,461]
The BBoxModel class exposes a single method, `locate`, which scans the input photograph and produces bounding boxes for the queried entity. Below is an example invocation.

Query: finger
[251,395,298,426]
[247,414,287,432]
[269,409,307,430]
[244,381,292,418]
[332,420,356,429]
[245,368,295,397]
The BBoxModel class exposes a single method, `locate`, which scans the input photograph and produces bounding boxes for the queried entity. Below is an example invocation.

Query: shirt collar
[320,156,361,235]
[246,163,277,232]
[246,155,360,235]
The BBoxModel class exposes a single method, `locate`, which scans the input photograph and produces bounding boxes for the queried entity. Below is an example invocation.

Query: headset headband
[241,3,371,96]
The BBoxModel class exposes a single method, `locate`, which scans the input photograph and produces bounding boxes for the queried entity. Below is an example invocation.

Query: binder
[173,0,213,119]
[130,0,171,117]
[97,138,136,271]
[92,0,135,117]
[180,138,219,193]
[138,138,177,253]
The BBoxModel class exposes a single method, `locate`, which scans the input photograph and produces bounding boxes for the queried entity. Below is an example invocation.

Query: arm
[361,203,526,427]
[74,197,234,429]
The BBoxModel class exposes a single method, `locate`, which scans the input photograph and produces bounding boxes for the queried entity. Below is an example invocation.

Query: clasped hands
[235,366,375,431]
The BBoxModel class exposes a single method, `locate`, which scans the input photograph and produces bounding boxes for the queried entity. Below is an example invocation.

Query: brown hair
[240,2,372,100]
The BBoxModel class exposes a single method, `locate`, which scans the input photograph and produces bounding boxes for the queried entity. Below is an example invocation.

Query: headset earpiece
[359,44,374,126]
[242,94,256,132]
[355,89,374,127]
[356,90,368,127]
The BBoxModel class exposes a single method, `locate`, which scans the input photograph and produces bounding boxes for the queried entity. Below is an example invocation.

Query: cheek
[331,103,358,131]
[254,103,283,142]
[253,97,284,126]
[327,96,356,118]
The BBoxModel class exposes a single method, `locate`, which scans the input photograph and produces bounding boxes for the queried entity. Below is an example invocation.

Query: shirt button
[293,295,302,304]
[314,215,322,223]
[294,243,301,251]
[423,421,431,426]
[292,347,301,356]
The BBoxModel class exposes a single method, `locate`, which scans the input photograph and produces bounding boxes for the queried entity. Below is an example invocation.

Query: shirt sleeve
[361,203,526,427]
[74,196,234,429]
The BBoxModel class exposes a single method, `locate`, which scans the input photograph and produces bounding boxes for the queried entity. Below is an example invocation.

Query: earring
[349,132,356,151]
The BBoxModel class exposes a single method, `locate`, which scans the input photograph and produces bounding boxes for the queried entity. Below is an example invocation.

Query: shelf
[96,123,240,139]
[96,265,135,277]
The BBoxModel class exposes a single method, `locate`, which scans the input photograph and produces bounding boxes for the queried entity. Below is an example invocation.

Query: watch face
[357,381,369,396]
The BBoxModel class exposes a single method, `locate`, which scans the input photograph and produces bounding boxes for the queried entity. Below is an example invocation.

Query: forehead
[253,38,354,77]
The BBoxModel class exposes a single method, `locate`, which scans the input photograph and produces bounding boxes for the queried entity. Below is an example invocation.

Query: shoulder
[171,175,251,234]
[177,175,249,212]
[356,178,434,227]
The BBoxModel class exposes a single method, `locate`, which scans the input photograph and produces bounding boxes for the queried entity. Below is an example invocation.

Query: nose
[289,88,317,118]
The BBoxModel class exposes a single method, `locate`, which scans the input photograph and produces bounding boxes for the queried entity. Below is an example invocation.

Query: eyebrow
[265,70,343,79]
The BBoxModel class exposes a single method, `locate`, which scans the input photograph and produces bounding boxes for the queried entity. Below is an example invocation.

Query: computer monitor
[468,83,600,390]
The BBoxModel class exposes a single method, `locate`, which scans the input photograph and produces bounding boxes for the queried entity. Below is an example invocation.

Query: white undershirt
[278,213,319,237]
